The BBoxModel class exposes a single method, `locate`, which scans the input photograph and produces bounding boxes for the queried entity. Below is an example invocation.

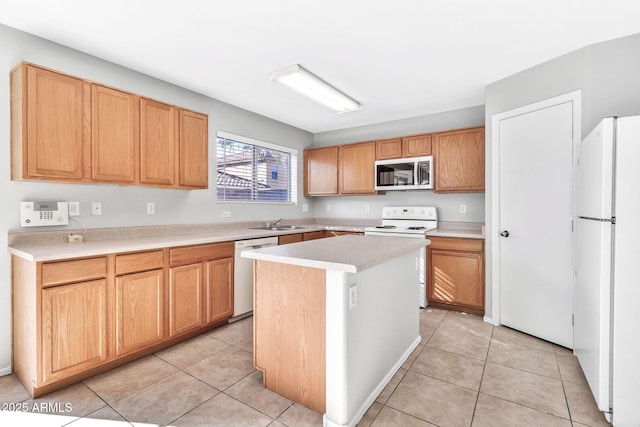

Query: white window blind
[216,132,297,203]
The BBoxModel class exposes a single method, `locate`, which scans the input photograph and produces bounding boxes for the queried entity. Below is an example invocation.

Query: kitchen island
[241,234,428,427]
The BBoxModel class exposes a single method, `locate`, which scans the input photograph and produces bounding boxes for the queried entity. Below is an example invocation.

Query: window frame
[216,131,298,205]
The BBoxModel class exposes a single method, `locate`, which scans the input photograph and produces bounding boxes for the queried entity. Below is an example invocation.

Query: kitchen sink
[248,225,312,231]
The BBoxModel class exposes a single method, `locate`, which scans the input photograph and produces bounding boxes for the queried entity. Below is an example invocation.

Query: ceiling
[2,1,640,133]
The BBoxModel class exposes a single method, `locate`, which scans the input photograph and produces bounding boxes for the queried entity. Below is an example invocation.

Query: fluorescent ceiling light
[270,64,360,114]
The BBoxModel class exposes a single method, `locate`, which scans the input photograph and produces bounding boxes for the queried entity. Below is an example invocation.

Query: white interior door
[494,96,577,348]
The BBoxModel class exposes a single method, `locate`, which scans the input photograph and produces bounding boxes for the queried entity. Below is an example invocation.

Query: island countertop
[241,234,429,273]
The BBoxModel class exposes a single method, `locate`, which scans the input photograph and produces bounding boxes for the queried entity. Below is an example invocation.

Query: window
[216,131,298,203]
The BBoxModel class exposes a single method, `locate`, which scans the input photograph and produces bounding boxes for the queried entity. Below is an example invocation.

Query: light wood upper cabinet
[427,237,484,314]
[179,109,209,188]
[140,98,177,186]
[92,84,139,183]
[10,62,208,189]
[402,133,432,157]
[339,141,376,194]
[11,63,89,181]
[375,138,403,160]
[433,127,485,193]
[304,146,338,196]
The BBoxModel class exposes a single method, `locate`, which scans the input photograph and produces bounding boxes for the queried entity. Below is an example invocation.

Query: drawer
[427,236,483,252]
[115,250,164,275]
[170,242,234,266]
[42,257,107,287]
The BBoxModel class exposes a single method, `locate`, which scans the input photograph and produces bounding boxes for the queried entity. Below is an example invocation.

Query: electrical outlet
[222,211,231,218]
[68,202,80,217]
[146,202,155,215]
[91,202,102,216]
[326,204,331,212]
[349,284,357,309]
[302,203,309,212]
[460,204,467,214]
[364,204,370,213]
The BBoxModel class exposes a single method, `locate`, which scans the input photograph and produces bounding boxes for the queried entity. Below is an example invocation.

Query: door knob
[500,230,510,237]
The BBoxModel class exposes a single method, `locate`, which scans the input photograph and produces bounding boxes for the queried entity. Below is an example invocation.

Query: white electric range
[364,206,437,307]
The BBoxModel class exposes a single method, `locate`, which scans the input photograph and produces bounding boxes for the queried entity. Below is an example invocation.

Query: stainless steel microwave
[374,156,433,190]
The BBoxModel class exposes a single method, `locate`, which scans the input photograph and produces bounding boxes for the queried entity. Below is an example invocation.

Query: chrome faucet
[265,218,283,228]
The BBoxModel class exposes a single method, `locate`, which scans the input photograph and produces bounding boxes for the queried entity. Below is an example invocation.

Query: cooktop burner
[375,225,396,229]
[407,226,426,230]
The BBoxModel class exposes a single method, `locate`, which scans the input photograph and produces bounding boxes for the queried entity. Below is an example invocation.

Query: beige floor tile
[426,327,490,361]
[225,371,293,418]
[553,344,573,356]
[207,317,253,345]
[491,326,555,353]
[439,311,494,338]
[185,345,255,390]
[21,382,106,417]
[556,354,588,385]
[375,368,407,404]
[487,339,560,378]
[276,403,324,426]
[82,405,128,422]
[0,374,31,403]
[235,337,255,353]
[419,307,448,328]
[386,371,477,427]
[419,324,436,343]
[155,334,230,369]
[472,393,572,427]
[83,355,179,404]
[371,406,437,426]
[110,371,218,425]
[401,342,425,369]
[480,362,569,418]
[411,346,485,391]
[563,380,611,427]
[357,402,383,427]
[267,421,288,427]
[173,393,272,426]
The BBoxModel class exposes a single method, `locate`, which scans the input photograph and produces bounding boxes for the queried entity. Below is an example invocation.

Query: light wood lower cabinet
[427,237,485,314]
[115,269,164,356]
[41,279,109,384]
[12,242,233,398]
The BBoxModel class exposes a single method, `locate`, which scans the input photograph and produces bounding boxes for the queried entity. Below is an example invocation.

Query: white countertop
[426,228,484,239]
[241,234,429,273]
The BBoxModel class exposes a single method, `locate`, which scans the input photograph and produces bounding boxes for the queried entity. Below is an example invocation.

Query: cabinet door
[41,279,108,383]
[302,231,328,241]
[92,84,138,183]
[376,138,402,160]
[169,264,204,337]
[304,146,338,196]
[179,109,208,188]
[205,258,233,324]
[140,98,177,186]
[115,269,164,356]
[433,127,485,193]
[428,249,484,309]
[402,134,432,157]
[339,142,376,194]
[279,233,303,245]
[23,65,87,180]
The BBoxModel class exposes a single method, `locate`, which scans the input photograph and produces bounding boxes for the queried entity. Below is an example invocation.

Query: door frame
[489,90,582,326]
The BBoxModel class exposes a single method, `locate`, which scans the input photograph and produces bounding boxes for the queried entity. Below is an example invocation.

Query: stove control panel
[381,206,437,220]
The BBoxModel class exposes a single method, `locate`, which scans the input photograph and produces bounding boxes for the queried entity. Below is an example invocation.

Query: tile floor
[0,308,611,426]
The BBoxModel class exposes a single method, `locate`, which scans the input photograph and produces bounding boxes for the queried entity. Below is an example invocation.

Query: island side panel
[253,259,326,413]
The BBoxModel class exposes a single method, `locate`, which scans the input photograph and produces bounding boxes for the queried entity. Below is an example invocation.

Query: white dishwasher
[232,236,278,321]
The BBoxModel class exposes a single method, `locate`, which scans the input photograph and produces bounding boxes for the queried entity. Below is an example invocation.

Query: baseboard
[0,366,12,376]
[323,335,422,427]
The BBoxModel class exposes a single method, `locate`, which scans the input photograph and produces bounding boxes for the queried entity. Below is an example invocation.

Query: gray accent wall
[484,32,640,323]
[0,23,314,373]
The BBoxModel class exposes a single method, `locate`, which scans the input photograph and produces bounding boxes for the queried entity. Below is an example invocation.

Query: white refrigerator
[574,116,640,426]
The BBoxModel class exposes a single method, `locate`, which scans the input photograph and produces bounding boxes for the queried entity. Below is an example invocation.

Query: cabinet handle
[500,230,510,237]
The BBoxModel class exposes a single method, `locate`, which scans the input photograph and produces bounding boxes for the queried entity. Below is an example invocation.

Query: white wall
[312,105,486,223]
[0,24,314,373]
[484,32,640,322]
